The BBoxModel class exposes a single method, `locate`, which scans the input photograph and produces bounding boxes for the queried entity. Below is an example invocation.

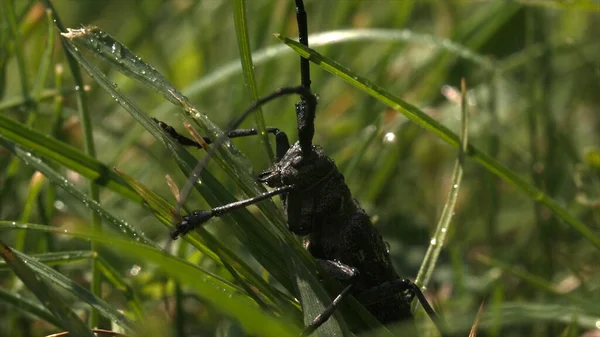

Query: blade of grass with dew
[54,31,295,291]
[0,138,153,245]
[0,250,94,270]
[233,0,273,162]
[0,241,95,337]
[63,26,296,275]
[0,287,62,329]
[0,222,300,337]
[6,245,136,332]
[59,25,260,207]
[415,78,469,290]
[0,113,140,201]
[276,34,600,251]
[114,167,298,314]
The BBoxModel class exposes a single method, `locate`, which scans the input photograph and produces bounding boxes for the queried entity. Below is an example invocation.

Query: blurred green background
[1,0,600,336]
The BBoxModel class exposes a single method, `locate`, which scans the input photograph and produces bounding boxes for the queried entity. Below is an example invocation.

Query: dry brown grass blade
[469,300,486,337]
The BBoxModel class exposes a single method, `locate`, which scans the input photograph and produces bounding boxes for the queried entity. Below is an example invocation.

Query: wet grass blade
[114,168,298,314]
[0,241,95,337]
[416,78,469,288]
[0,113,140,202]
[0,138,152,245]
[0,250,93,270]
[0,222,299,337]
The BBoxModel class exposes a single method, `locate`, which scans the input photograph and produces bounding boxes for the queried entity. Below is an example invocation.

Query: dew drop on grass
[430,238,437,246]
[130,265,141,276]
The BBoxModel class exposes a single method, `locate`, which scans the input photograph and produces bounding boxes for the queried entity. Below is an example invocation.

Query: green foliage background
[1,0,599,336]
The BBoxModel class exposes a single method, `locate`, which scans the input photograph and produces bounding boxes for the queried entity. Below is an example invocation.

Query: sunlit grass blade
[416,78,469,289]
[0,222,300,337]
[0,241,95,337]
[276,34,600,252]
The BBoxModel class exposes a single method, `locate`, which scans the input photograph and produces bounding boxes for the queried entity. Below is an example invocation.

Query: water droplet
[130,264,141,276]
[383,132,396,144]
[111,43,122,57]
[453,184,458,189]
[441,228,447,233]
[430,238,437,245]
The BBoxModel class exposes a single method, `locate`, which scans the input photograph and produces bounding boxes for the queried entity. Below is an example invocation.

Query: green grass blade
[114,167,298,313]
[0,222,299,337]
[0,113,140,201]
[0,250,93,270]
[277,34,600,252]
[233,0,273,162]
[416,79,469,289]
[0,241,95,337]
[0,138,152,244]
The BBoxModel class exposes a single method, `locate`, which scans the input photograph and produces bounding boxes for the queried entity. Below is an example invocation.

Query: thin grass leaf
[416,78,469,289]
[15,171,46,251]
[233,0,273,162]
[0,241,95,337]
[276,34,600,252]
[0,250,93,270]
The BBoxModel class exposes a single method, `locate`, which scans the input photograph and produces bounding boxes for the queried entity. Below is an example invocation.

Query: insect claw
[172,210,213,239]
